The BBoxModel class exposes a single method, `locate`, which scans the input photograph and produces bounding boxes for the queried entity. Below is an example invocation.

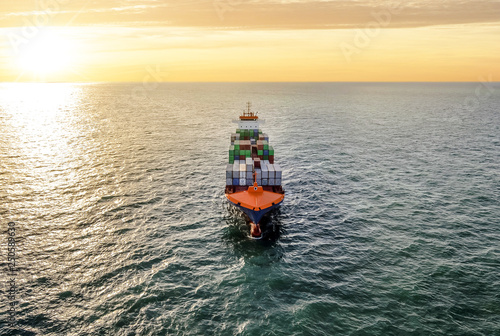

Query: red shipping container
[269,155,274,164]
[254,158,261,168]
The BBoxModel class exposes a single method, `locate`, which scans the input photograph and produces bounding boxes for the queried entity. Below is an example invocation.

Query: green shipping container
[258,150,263,156]
[264,145,269,150]
[234,145,240,151]
[263,155,269,160]
[229,157,234,164]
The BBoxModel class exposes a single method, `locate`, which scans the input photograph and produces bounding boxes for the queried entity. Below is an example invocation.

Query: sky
[0,0,499,82]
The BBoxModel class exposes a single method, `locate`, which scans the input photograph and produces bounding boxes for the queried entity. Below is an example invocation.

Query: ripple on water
[1,83,499,335]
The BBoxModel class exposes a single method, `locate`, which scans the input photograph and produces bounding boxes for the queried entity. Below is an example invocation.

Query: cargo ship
[225,103,285,238]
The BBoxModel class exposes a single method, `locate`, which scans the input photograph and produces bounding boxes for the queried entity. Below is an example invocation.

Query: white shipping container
[232,163,240,178]
[245,157,252,165]
[262,179,268,186]
[274,163,282,179]
[239,171,246,179]
[246,171,253,180]
[276,178,281,185]
[261,164,268,179]
[240,163,246,172]
[246,179,253,186]
[226,178,233,185]
[269,178,276,185]
[268,164,275,179]
[255,168,262,179]
[256,178,262,185]
[246,164,253,172]
[239,178,246,186]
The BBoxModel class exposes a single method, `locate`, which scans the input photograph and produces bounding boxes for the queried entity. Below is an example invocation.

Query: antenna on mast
[242,102,257,117]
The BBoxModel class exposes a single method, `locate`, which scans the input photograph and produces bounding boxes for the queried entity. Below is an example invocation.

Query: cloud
[0,0,499,29]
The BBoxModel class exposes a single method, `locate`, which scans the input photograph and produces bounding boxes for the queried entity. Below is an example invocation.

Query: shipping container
[274,163,282,179]
[268,164,275,179]
[226,164,233,178]
[226,178,233,185]
[255,168,262,179]
[261,164,269,179]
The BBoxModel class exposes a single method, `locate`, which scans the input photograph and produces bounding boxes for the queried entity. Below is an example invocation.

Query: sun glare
[16,30,75,79]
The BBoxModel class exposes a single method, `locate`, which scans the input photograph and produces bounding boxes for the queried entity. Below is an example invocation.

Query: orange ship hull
[225,183,284,232]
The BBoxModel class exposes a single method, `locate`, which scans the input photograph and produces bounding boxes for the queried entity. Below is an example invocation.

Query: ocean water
[0,82,499,335]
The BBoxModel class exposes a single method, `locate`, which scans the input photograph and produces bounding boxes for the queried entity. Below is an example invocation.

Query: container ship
[225,103,285,238]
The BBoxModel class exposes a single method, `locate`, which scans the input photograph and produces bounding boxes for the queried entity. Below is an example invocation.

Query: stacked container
[227,128,282,187]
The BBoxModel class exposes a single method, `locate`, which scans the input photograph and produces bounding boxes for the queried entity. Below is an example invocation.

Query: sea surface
[0,82,499,335]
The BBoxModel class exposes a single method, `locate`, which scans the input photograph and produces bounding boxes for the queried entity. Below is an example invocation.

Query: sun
[16,30,75,79]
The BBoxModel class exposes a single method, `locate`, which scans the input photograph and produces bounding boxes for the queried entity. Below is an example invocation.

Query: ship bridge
[233,102,265,129]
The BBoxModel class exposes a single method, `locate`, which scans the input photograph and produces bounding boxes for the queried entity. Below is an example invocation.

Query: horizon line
[1,81,499,84]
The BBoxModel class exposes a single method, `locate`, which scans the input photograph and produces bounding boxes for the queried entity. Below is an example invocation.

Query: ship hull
[227,197,283,224]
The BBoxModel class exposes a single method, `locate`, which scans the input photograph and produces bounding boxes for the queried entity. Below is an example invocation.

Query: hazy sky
[0,0,499,82]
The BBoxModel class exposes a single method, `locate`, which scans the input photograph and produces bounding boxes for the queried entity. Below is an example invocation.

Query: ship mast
[246,102,251,116]
[241,102,258,119]
[243,101,256,118]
